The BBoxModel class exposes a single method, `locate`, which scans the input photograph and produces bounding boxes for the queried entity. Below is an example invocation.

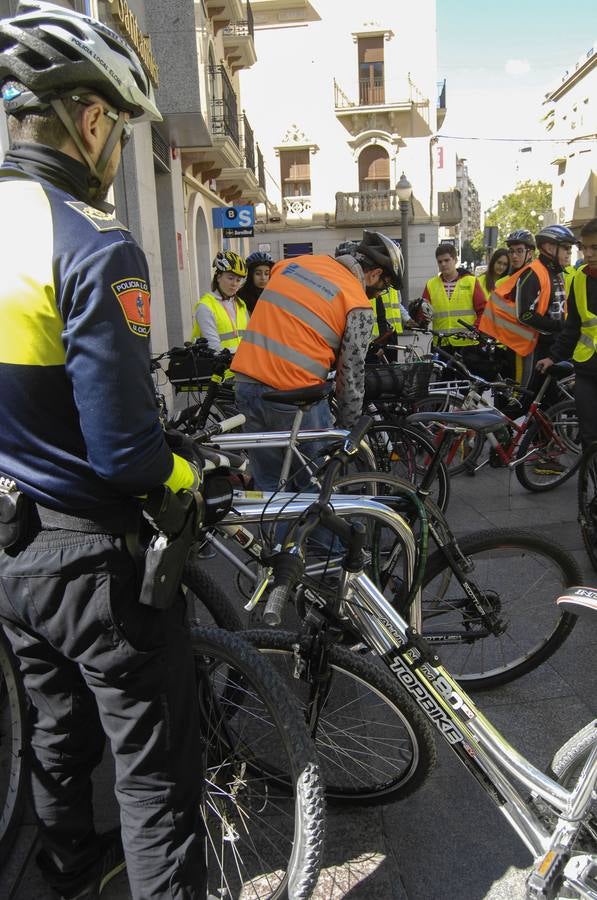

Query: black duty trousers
[0,523,206,899]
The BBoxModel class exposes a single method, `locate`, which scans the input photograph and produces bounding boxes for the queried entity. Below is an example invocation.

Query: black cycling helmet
[535,224,577,247]
[0,1,161,120]
[334,240,359,258]
[246,251,274,268]
[356,230,404,289]
[505,229,535,249]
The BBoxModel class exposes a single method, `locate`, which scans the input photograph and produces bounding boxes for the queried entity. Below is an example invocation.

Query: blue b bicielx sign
[212,205,255,229]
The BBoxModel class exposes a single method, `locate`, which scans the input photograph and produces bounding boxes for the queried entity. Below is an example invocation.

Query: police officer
[0,3,206,898]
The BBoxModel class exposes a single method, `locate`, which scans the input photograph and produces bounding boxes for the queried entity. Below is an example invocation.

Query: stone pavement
[2,465,596,899]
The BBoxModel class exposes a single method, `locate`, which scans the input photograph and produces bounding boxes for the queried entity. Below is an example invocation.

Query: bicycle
[237,424,597,898]
[415,325,580,491]
[187,408,579,690]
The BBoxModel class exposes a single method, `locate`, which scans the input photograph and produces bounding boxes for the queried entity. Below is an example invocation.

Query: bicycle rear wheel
[243,629,437,807]
[0,629,27,864]
[192,625,325,900]
[422,529,580,689]
[577,442,597,572]
[364,422,451,512]
[515,400,581,492]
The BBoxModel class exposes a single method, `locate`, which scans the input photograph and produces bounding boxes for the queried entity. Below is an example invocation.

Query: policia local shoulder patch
[112,278,151,337]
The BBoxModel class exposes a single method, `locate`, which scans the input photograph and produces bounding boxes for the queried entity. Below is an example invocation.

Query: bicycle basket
[364,362,434,403]
[166,345,217,391]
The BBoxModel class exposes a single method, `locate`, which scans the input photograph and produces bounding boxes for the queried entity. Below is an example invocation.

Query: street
[2,464,596,900]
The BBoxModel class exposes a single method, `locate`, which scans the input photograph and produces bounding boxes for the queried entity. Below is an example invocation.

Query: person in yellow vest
[537,218,597,447]
[190,250,249,358]
[420,242,488,373]
[478,248,510,299]
[480,224,575,411]
[232,231,404,491]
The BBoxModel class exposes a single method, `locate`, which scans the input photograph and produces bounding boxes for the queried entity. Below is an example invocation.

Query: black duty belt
[35,503,142,536]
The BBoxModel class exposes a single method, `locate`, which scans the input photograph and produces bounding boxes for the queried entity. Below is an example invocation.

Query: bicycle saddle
[261,382,334,407]
[556,586,597,621]
[406,409,505,433]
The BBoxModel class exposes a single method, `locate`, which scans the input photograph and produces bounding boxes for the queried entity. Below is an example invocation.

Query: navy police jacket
[0,154,172,511]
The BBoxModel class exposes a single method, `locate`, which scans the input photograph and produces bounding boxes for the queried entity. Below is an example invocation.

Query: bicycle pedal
[527,847,570,899]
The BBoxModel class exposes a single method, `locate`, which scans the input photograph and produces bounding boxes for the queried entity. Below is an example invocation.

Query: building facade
[241,0,461,298]
[543,42,597,236]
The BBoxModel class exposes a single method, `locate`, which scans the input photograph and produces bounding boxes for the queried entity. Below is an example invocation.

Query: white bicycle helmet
[0,1,161,122]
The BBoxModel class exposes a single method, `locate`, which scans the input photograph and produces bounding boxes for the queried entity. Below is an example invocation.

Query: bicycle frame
[210,428,377,489]
[335,564,597,871]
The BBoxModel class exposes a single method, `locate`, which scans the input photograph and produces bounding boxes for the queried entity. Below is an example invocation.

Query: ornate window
[358,145,390,193]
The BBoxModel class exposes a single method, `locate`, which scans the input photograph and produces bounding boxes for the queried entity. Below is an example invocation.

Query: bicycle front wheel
[577,442,597,572]
[192,626,325,900]
[515,400,581,492]
[422,529,579,689]
[364,422,451,512]
[244,629,437,807]
[182,556,245,630]
[0,629,27,864]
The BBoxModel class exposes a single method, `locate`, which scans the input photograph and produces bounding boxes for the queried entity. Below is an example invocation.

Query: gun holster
[139,487,203,610]
[0,476,30,550]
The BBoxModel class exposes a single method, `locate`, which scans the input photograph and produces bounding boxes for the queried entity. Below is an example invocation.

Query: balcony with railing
[335,188,407,226]
[209,64,240,148]
[240,112,255,173]
[257,143,265,191]
[222,1,256,71]
[334,74,433,138]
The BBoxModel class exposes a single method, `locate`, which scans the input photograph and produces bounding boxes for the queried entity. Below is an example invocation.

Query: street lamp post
[396,172,412,301]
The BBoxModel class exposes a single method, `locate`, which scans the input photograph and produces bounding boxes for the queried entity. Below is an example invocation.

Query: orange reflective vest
[231,254,371,389]
[479,260,551,356]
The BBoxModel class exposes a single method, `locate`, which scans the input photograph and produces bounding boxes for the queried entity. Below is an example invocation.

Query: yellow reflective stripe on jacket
[0,180,65,365]
[572,270,597,362]
[427,275,476,346]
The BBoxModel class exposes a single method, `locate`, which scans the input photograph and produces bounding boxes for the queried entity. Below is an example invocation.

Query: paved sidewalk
[2,466,596,899]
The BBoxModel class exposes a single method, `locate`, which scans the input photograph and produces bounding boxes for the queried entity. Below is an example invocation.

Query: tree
[484,180,552,247]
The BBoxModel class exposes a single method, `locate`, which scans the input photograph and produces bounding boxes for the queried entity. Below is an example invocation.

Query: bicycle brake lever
[244,568,273,611]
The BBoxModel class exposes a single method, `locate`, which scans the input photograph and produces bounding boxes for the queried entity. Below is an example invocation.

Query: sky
[436,0,597,214]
